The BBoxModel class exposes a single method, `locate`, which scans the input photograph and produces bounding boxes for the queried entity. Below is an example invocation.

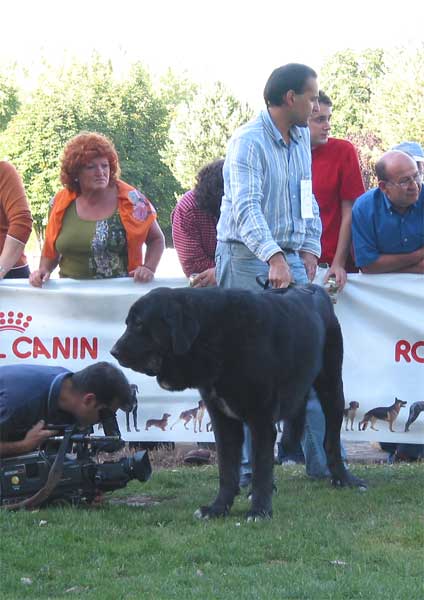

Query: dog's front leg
[194,402,243,520]
[247,420,276,520]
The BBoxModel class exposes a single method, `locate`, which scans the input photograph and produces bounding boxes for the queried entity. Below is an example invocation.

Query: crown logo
[0,311,32,333]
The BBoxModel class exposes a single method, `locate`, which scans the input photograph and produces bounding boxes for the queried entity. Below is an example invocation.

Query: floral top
[55,203,128,279]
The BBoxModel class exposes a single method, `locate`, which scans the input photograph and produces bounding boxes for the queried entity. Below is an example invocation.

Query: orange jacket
[42,180,157,272]
[0,161,33,267]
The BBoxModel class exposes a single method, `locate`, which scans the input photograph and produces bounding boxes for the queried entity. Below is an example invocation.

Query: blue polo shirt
[352,186,424,268]
[0,364,75,442]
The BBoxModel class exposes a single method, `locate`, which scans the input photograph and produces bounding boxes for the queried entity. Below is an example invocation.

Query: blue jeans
[215,240,341,478]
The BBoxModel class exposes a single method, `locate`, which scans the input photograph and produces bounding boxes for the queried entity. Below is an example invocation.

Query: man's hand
[191,268,217,288]
[23,420,58,452]
[324,265,347,291]
[300,251,318,282]
[268,252,292,288]
[0,421,58,457]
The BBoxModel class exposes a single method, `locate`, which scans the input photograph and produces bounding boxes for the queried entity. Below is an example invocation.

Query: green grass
[1,463,423,600]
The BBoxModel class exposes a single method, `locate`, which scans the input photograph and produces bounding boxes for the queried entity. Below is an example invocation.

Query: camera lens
[124,451,152,482]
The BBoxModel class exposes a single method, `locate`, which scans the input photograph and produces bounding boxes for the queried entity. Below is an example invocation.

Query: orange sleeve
[0,162,32,243]
[41,198,60,259]
[41,189,75,259]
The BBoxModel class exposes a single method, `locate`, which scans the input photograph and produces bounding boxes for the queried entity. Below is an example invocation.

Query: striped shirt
[216,109,322,262]
[171,190,218,277]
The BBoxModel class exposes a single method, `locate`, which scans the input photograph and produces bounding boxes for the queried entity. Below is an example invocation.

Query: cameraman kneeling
[0,362,133,457]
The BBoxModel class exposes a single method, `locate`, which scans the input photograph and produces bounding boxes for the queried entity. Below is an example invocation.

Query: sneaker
[239,473,252,488]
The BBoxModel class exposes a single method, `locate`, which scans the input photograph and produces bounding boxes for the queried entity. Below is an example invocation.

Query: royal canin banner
[0,274,423,444]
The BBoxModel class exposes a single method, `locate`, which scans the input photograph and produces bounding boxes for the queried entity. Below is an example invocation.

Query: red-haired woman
[29,132,165,287]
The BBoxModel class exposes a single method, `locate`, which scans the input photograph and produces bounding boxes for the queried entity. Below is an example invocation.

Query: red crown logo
[0,311,32,333]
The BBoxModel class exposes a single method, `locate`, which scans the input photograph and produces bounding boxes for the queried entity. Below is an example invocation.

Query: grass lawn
[1,463,423,600]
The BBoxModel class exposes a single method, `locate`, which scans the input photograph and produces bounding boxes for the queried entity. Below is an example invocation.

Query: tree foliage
[0,73,20,132]
[169,81,253,189]
[320,48,385,138]
[368,45,424,148]
[347,132,383,190]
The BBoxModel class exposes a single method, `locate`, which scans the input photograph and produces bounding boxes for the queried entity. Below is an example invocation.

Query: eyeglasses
[386,173,422,189]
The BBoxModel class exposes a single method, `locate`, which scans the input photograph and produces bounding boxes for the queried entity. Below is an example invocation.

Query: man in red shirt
[309,91,365,289]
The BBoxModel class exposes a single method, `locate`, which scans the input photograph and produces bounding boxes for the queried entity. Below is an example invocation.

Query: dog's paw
[246,509,272,522]
[331,472,367,490]
[194,504,230,520]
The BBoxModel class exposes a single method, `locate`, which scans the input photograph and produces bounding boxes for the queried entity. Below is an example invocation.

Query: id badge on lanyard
[300,180,314,219]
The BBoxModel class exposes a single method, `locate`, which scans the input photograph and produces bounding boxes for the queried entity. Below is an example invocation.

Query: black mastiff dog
[111,285,365,520]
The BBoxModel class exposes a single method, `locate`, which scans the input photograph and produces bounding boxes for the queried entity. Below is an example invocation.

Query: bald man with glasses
[352,149,424,274]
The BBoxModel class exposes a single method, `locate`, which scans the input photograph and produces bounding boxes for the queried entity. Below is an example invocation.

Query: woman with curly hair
[30,132,165,286]
[171,159,224,287]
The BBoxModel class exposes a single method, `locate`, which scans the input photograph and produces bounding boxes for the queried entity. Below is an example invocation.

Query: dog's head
[349,401,360,409]
[394,397,407,408]
[111,288,200,378]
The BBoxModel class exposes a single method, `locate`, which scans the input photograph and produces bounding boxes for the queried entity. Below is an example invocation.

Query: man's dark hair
[264,63,317,107]
[72,362,133,411]
[318,90,332,106]
[194,159,225,217]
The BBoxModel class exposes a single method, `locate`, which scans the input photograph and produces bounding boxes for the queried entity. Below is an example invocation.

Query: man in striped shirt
[216,63,332,482]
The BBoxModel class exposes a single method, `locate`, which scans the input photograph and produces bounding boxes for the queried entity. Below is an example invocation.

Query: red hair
[60,132,121,192]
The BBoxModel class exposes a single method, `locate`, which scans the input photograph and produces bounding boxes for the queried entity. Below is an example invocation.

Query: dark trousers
[4,265,30,279]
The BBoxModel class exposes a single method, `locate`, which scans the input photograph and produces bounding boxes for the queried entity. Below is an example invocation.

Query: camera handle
[3,426,76,511]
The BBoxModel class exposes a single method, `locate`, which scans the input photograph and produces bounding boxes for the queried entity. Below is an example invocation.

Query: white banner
[0,274,423,444]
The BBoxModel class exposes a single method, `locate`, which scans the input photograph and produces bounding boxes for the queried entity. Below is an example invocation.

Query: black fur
[111,285,365,520]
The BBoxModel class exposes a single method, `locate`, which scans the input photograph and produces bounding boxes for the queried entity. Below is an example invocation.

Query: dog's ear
[165,299,200,355]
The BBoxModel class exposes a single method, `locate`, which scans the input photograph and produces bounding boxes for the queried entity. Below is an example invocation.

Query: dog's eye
[133,317,143,330]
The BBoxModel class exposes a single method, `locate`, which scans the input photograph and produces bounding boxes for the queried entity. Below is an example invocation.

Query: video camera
[0,425,152,508]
